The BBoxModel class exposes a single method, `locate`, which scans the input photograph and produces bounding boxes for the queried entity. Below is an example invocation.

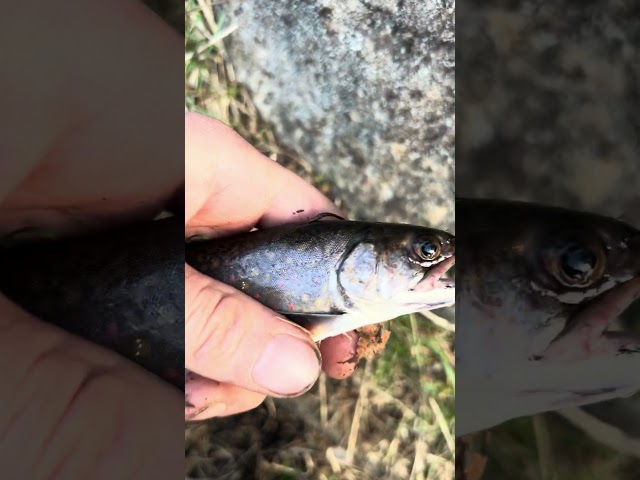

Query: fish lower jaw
[387,287,456,311]
[456,358,640,434]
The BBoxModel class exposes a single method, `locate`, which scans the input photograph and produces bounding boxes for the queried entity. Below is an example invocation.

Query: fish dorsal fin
[309,212,346,223]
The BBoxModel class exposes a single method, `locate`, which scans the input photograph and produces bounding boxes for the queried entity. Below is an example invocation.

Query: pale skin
[0,0,356,476]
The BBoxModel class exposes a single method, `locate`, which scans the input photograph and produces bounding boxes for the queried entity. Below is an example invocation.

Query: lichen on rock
[216,0,455,231]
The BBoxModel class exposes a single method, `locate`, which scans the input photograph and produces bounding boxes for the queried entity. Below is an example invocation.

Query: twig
[428,397,455,455]
[420,311,455,332]
[196,24,239,55]
[346,360,371,463]
[557,407,640,459]
[533,414,555,480]
[195,0,218,34]
[410,437,428,480]
[319,372,328,429]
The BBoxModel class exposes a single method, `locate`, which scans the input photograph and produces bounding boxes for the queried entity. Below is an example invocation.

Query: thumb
[185,265,322,397]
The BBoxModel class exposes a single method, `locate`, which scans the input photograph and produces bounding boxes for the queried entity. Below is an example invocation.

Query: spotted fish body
[455,198,640,434]
[0,217,184,390]
[186,216,455,341]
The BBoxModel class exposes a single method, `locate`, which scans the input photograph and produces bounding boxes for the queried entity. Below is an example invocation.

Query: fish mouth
[417,255,455,288]
[540,277,640,360]
[411,255,456,309]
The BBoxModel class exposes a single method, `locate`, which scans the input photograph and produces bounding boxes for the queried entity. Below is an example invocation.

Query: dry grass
[184,1,455,478]
[184,0,335,197]
[468,412,640,480]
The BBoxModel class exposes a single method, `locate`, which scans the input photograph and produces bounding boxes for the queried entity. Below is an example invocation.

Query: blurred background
[457,1,640,479]
[184,1,455,479]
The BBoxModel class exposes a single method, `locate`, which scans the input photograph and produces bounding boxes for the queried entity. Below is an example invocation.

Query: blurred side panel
[456,1,640,479]
[0,0,184,477]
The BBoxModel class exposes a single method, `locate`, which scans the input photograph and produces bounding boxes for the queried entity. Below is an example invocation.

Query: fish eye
[561,245,596,279]
[547,242,604,287]
[414,240,441,261]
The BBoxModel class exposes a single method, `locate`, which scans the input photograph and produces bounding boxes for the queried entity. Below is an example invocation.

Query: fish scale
[186,216,455,341]
[0,214,454,391]
[0,216,185,390]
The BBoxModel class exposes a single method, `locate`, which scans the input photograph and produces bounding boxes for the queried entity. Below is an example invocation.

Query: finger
[185,370,266,421]
[319,332,359,379]
[185,265,322,397]
[185,112,345,237]
[0,293,182,478]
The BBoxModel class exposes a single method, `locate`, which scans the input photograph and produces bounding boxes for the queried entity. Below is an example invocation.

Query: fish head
[456,198,640,434]
[336,224,455,320]
[458,199,640,349]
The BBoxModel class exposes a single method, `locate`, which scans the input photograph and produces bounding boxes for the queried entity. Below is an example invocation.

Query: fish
[455,198,640,435]
[0,216,185,390]
[185,213,456,342]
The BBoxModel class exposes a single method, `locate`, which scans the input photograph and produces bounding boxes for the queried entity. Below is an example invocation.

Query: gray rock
[217,0,455,231]
[456,1,640,226]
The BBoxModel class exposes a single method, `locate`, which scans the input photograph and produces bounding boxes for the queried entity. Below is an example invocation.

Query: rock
[216,0,455,231]
[456,1,640,225]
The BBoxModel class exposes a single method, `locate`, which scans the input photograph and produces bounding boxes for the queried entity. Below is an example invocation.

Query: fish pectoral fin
[281,314,345,341]
[283,312,391,342]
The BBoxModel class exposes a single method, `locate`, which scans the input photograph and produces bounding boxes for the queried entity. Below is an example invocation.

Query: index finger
[185,112,344,238]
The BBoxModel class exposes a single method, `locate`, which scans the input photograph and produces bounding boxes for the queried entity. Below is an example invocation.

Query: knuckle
[186,279,245,366]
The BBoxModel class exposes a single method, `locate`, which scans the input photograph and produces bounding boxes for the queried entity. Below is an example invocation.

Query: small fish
[0,216,184,390]
[186,214,455,342]
[455,198,640,434]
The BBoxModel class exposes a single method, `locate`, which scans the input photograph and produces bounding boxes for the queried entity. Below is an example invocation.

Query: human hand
[185,113,361,420]
[0,0,183,477]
